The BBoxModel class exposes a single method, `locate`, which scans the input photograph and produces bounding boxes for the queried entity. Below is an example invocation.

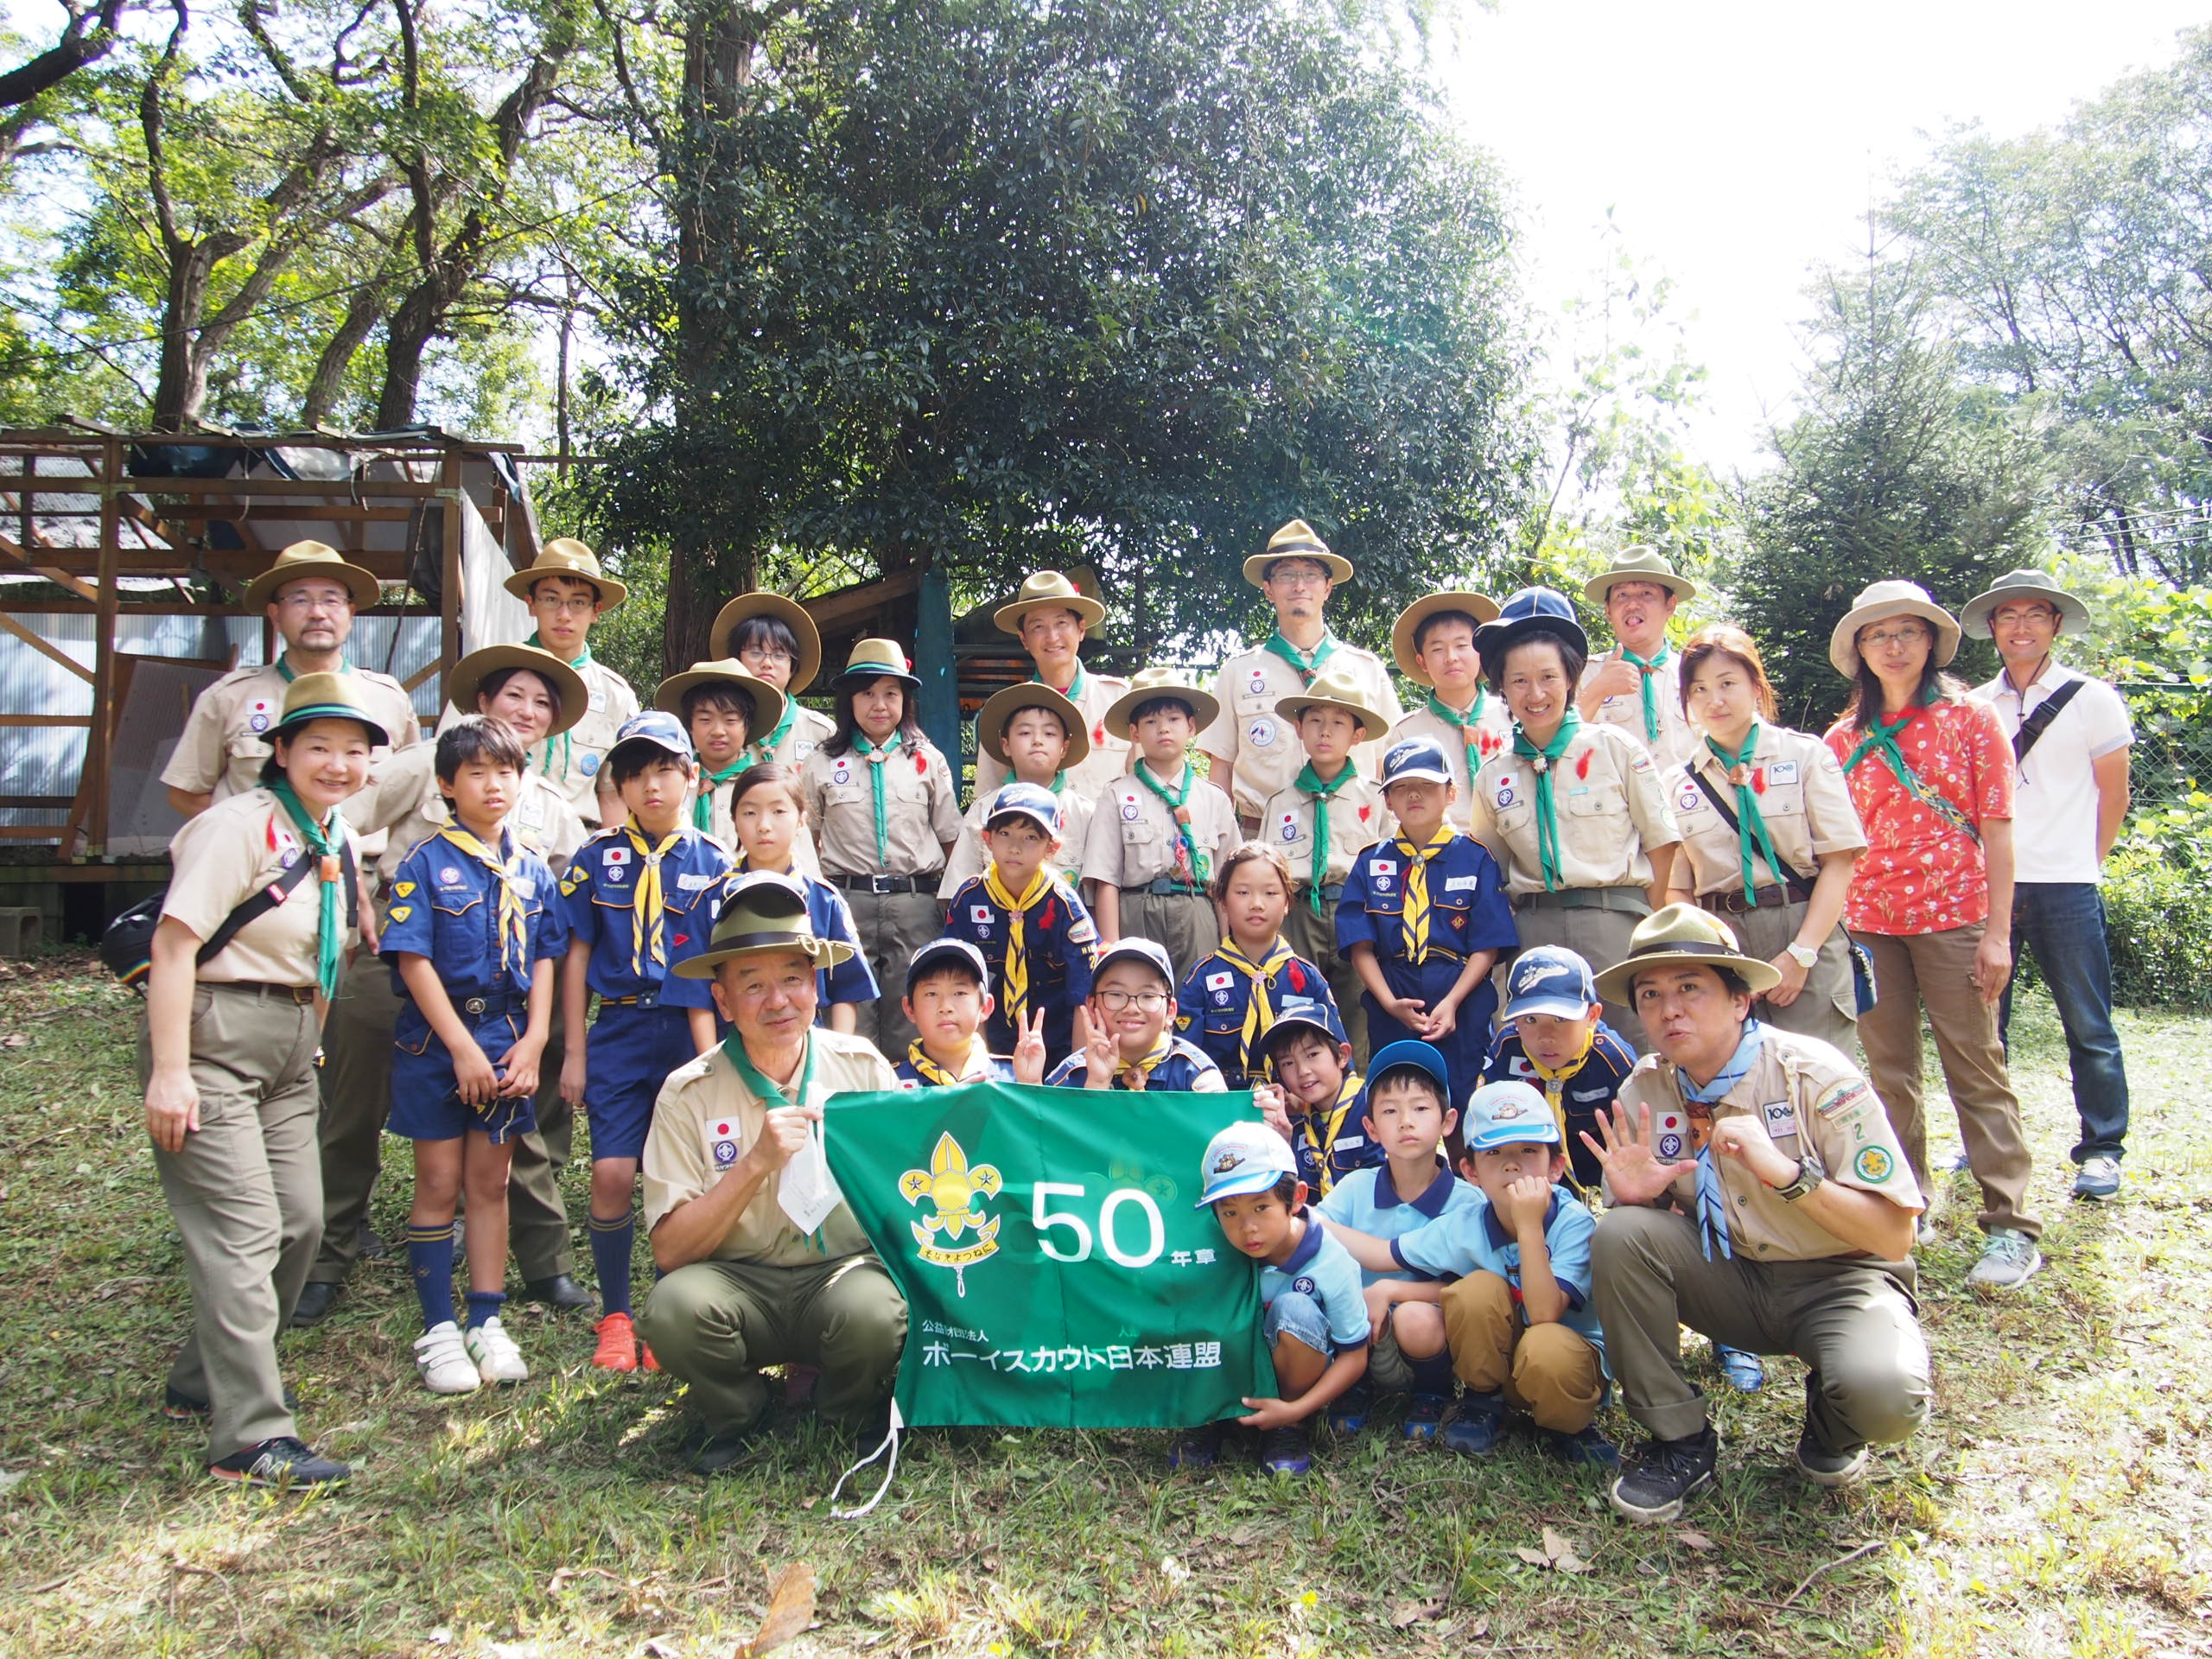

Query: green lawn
[0,953,2204,1657]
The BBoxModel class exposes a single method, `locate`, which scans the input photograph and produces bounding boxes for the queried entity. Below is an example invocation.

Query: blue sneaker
[1440,1391,1505,1457]
[1402,1392,1451,1441]
[1716,1345,1765,1392]
[1260,1423,1312,1475]
[1170,1421,1229,1469]
[1328,1382,1374,1435]
[1543,1422,1622,1468]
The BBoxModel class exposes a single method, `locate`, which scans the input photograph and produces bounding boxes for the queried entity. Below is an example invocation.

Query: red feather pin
[913,753,928,775]
[1357,804,1372,822]
[1576,750,1593,781]
[1751,767,1767,794]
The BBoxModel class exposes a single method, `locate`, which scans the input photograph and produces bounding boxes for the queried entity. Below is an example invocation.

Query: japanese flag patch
[705,1118,742,1169]
[970,905,994,926]
[605,844,631,865]
[1205,971,1234,990]
[1655,1109,1687,1161]
[1279,811,1300,842]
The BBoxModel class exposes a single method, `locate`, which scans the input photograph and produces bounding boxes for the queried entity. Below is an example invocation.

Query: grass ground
[0,952,2206,1658]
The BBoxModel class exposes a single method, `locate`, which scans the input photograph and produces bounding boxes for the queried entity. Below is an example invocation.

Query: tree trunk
[301,279,390,428]
[151,243,222,431]
[375,276,442,429]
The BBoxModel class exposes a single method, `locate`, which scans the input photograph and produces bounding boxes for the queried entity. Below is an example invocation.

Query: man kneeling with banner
[640,873,907,1475]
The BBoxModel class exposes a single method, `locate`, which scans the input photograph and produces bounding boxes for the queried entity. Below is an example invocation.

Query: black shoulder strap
[1690,766,1815,891]
[2012,678,2086,764]
[194,852,316,965]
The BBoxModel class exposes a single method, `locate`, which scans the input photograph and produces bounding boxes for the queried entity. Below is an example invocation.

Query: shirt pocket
[429,887,489,974]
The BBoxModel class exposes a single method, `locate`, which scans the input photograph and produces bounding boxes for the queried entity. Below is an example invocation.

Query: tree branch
[0,0,129,110]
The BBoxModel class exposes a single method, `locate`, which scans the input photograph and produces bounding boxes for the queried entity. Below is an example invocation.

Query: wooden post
[89,440,121,855]
[439,442,462,706]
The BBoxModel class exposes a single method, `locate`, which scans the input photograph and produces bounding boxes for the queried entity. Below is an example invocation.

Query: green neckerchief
[1841,704,1981,843]
[694,755,754,833]
[1425,687,1491,784]
[1294,758,1357,916]
[1035,661,1086,702]
[719,1031,828,1252]
[752,696,798,761]
[1510,709,1583,892]
[266,777,344,999]
[1706,724,1785,904]
[1135,759,1209,886]
[524,632,594,782]
[1621,645,1671,744]
[851,731,902,868]
[1262,629,1338,686]
[276,655,351,684]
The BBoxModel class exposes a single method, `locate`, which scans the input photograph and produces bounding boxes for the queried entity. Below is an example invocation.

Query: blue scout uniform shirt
[1333,832,1519,1001]
[1283,1074,1382,1198]
[1174,944,1338,1088]
[662,865,879,1020]
[558,823,733,1001]
[1044,1034,1224,1091]
[1257,1220,1372,1349]
[1389,1187,1604,1350]
[382,828,569,1020]
[1316,1160,1478,1287]
[944,869,1098,1061]
[1481,1020,1637,1191]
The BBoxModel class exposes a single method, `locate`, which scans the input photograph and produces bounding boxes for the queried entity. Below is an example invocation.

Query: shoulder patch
[1815,1079,1874,1118]
[1852,1145,1896,1183]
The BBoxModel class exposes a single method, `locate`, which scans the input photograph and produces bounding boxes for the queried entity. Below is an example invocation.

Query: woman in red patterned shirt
[1821,582,2043,1292]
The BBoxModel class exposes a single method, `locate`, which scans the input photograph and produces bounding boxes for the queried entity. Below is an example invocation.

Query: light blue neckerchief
[1679,1019,1767,1262]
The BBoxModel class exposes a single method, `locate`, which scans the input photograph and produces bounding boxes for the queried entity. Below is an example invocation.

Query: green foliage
[2102,840,2212,1010]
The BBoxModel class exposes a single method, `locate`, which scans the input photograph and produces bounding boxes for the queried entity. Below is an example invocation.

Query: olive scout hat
[1958,568,2091,636]
[504,537,627,610]
[992,569,1106,635]
[652,658,787,739]
[1274,667,1390,738]
[673,870,855,978]
[269,671,391,747]
[975,681,1090,770]
[1827,580,1961,678]
[1392,591,1503,683]
[834,638,922,690]
[243,539,382,613]
[709,591,824,693]
[1103,665,1219,740]
[1243,518,1354,588]
[1592,902,1782,1006]
[1583,544,1697,606]
[445,643,589,736]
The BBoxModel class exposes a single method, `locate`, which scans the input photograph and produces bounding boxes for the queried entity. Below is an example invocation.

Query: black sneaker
[522,1274,594,1311]
[1327,1382,1374,1435]
[207,1437,350,1491]
[1170,1420,1230,1469]
[1260,1422,1312,1475]
[1440,1390,1506,1457]
[163,1383,296,1421]
[679,1420,765,1477]
[1609,1424,1719,1522]
[1543,1422,1622,1468]
[1401,1392,1451,1442]
[1796,1370,1869,1486]
[289,1281,341,1326]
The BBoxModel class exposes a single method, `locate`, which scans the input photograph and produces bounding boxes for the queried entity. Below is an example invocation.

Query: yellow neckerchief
[1527,1025,1600,1198]
[622,818,684,976]
[1395,823,1457,963]
[906,1036,995,1086]
[982,861,1054,1033]
[437,825,529,976]
[1217,935,1295,1076]
[1293,1071,1365,1196]
[1116,1029,1176,1090]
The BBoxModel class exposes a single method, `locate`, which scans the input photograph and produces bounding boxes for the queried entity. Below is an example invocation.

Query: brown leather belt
[210,980,318,1005]
[1699,884,1812,915]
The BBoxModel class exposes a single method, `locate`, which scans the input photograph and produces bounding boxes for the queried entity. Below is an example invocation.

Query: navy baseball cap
[984,780,1061,837]
[1479,586,1590,668]
[1502,945,1600,1023]
[1255,995,1348,1055]
[1379,737,1453,788]
[1368,1039,1452,1100]
[1463,1080,1560,1152]
[905,936,989,992]
[605,709,696,766]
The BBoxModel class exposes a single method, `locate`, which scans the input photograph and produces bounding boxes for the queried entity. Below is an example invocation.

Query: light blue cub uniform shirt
[1316,1161,1479,1287]
[1259,1221,1373,1351]
[1389,1189,1605,1351]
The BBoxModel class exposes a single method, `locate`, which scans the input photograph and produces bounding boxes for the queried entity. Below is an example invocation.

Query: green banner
[823,1082,1277,1429]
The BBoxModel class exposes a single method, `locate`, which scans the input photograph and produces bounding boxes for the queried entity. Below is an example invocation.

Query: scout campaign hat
[834,638,921,690]
[1500,944,1600,1023]
[1478,587,1590,677]
[503,537,627,609]
[992,569,1107,634]
[1463,1080,1560,1152]
[709,591,824,693]
[445,643,588,736]
[1584,544,1696,606]
[1827,579,1961,677]
[1592,902,1783,1004]
[673,870,855,978]
[243,539,382,613]
[975,682,1090,769]
[652,658,787,740]
[1392,591,1503,683]
[1959,568,2091,635]
[982,781,1061,838]
[1195,1121,1299,1206]
[1243,518,1354,588]
[1103,665,1220,740]
[269,671,391,747]
[1274,667,1390,737]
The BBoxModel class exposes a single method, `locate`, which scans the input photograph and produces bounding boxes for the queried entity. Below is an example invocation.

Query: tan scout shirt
[1200,642,1404,818]
[160,660,421,804]
[351,746,586,888]
[971,669,1134,803]
[1081,761,1240,889]
[1580,649,1699,772]
[642,1029,899,1265]
[1616,1027,1922,1262]
[759,702,836,772]
[1387,694,1516,836]
[1256,772,1394,888]
[692,772,822,880]
[801,739,964,879]
[939,779,1097,899]
[1664,725,1866,897]
[1471,722,1680,895]
[534,656,639,824]
[162,786,364,988]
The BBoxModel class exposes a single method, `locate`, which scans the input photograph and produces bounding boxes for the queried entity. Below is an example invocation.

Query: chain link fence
[2082,679,2212,1011]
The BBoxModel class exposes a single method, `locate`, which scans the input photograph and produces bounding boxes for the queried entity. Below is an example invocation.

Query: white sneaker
[2073,1156,2122,1201]
[415,1321,480,1395]
[465,1317,530,1385]
[1966,1227,2044,1291]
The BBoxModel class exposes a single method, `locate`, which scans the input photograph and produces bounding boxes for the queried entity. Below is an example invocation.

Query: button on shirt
[1974,662,2133,885]
[161,787,364,988]
[944,872,1100,1056]
[1822,699,2012,935]
[971,670,1134,803]
[1472,723,1680,894]
[1316,1161,1478,1287]
[641,1030,899,1264]
[1200,644,1405,818]
[1389,1188,1604,1348]
[1580,649,1698,771]
[380,829,567,1002]
[1256,772,1394,889]
[801,740,964,879]
[1080,765,1240,890]
[557,823,734,999]
[1386,698,1515,836]
[1258,1221,1372,1348]
[1333,834,1518,992]
[1664,724,1866,897]
[938,781,1096,899]
[160,661,421,804]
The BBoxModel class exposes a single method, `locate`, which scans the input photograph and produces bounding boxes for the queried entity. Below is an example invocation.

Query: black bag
[2012,677,2084,765]
[102,842,358,990]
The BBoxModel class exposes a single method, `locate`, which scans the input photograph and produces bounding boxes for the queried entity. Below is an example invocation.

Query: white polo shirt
[1973,661,2133,885]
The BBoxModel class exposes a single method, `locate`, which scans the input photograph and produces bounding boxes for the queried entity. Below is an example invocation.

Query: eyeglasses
[1096,989,1169,1012]
[531,594,600,616]
[1989,606,2058,626]
[739,645,796,667]
[1859,626,1931,651]
[1267,565,1331,588]
[273,590,350,613]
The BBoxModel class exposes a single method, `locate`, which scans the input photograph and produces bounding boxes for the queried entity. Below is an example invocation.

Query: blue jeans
[2000,882,2130,1162]
[1265,1290,1338,1358]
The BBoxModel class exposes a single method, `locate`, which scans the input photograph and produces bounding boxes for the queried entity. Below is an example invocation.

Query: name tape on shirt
[677,872,716,891]
[1445,874,1480,893]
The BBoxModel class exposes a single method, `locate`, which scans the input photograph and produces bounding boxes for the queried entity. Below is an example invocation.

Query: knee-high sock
[589,1210,636,1318]
[408,1223,456,1330]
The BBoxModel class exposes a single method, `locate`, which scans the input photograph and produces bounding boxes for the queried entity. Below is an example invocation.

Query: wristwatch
[1776,1146,1826,1203]
[1785,940,1821,969]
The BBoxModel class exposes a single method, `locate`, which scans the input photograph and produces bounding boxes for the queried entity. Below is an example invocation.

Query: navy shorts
[389,1009,539,1144]
[582,1002,696,1161]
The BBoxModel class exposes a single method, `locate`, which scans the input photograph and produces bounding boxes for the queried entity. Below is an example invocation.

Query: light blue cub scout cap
[606,709,696,765]
[1462,1080,1560,1153]
[1196,1121,1298,1207]
[1380,737,1452,787]
[1502,945,1599,1023]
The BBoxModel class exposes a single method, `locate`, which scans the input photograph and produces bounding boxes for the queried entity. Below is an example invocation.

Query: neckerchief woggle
[851,731,902,868]
[1294,1072,1365,1198]
[1706,724,1786,904]
[1679,1018,1767,1262]
[1426,688,1491,792]
[622,818,683,977]
[1135,760,1209,886]
[1294,759,1357,915]
[694,754,754,833]
[1394,824,1457,963]
[1217,936,1295,1075]
[1621,645,1670,745]
[1262,629,1338,686]
[438,824,529,976]
[982,862,1054,1033]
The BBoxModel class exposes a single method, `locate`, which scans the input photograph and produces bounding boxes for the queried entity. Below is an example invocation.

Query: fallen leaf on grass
[734,1561,817,1659]
[1518,1526,1592,1574]
[1389,1598,1447,1629]
[3,1034,28,1047]
[1675,1529,1717,1553]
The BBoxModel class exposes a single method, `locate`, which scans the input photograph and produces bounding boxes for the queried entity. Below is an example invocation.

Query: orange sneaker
[640,1342,661,1373]
[591,1313,639,1372]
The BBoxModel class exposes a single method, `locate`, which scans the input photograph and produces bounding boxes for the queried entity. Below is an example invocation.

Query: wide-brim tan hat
[244,539,382,612]
[1828,580,1961,677]
[1584,544,1696,606]
[1592,902,1783,1004]
[992,569,1106,635]
[834,638,920,689]
[1959,568,2091,635]
[710,591,823,692]
[504,537,627,610]
[1242,518,1354,588]
[1391,592,1503,683]
[1274,667,1389,735]
[269,671,392,747]
[652,659,787,738]
[1102,665,1220,739]
[975,682,1091,768]
[672,871,855,978]
[446,644,588,736]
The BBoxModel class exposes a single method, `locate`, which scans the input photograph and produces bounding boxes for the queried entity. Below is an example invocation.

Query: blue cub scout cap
[607,709,696,762]
[1380,737,1453,788]
[1367,1039,1452,1099]
[985,781,1061,837]
[1503,945,1599,1023]
[1463,1080,1560,1153]
[1260,995,1348,1053]
[1196,1121,1298,1207]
